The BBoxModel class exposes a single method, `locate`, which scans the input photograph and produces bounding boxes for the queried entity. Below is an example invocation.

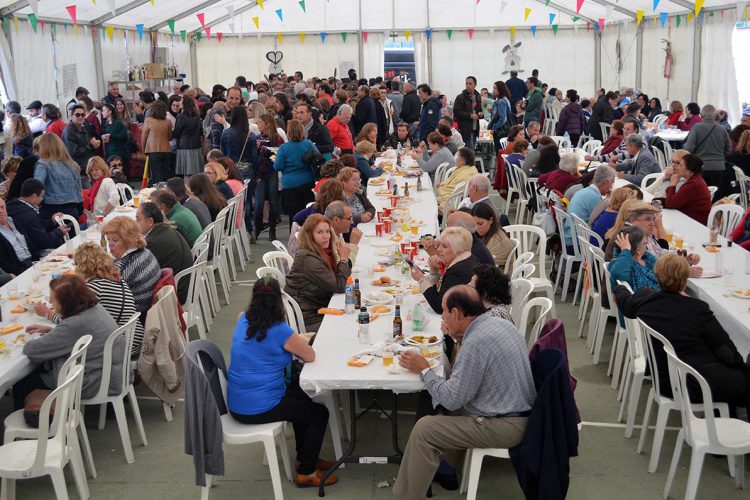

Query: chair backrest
[664,349,721,448]
[651,146,667,171]
[518,297,554,349]
[640,172,662,189]
[84,314,140,403]
[600,122,611,141]
[510,277,534,326]
[505,158,523,193]
[256,266,286,288]
[58,214,81,238]
[282,291,306,333]
[441,190,465,229]
[638,318,676,406]
[505,224,548,278]
[526,178,548,215]
[652,114,668,126]
[511,262,535,280]
[498,137,509,150]
[503,237,520,275]
[209,209,229,263]
[707,186,718,201]
[474,157,485,173]
[549,136,566,148]
[615,280,644,361]
[581,139,602,155]
[444,166,457,180]
[433,162,451,191]
[272,240,290,255]
[116,183,135,204]
[555,209,580,259]
[175,262,207,313]
[733,166,749,209]
[588,246,609,304]
[263,250,294,274]
[187,340,229,409]
[707,203,745,237]
[44,335,92,438]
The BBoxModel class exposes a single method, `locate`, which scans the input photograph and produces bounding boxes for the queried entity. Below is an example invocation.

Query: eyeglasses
[110,162,122,167]
[73,113,85,117]
[670,160,680,165]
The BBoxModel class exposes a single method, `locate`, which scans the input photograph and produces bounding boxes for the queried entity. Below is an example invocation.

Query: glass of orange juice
[382,353,394,366]
[133,196,141,207]
[664,227,673,244]
[674,232,684,249]
[411,223,419,236]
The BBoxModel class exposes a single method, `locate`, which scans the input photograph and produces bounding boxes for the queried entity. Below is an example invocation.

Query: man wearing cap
[102,82,123,108]
[564,165,615,250]
[742,107,750,128]
[25,101,47,136]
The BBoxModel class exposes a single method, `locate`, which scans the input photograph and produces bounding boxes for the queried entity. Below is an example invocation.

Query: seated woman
[597,120,625,157]
[36,242,145,356]
[314,159,344,193]
[471,264,513,323]
[337,167,375,224]
[227,278,336,487]
[677,102,701,131]
[615,254,750,409]
[505,139,529,168]
[729,129,750,175]
[437,147,478,207]
[284,214,351,331]
[645,149,688,198]
[101,216,161,318]
[84,156,121,216]
[410,132,454,177]
[188,172,228,221]
[215,156,245,195]
[501,125,525,156]
[530,142,560,178]
[609,225,659,293]
[731,206,750,249]
[16,275,124,410]
[203,162,235,200]
[538,152,580,194]
[591,187,632,241]
[471,202,514,268]
[292,179,344,227]
[664,153,712,225]
[353,140,382,185]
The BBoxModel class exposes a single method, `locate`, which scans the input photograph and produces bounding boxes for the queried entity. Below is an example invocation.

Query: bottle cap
[347,276,353,285]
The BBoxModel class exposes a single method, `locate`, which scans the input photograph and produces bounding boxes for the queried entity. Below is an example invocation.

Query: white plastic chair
[707,204,745,238]
[504,224,556,317]
[503,157,524,217]
[272,240,290,255]
[652,114,668,126]
[510,263,535,281]
[587,248,617,365]
[651,146,667,171]
[549,135,566,148]
[600,122,611,142]
[82,315,148,464]
[116,183,135,205]
[263,251,294,275]
[440,190,465,230]
[4,336,97,481]
[175,258,210,340]
[553,210,582,302]
[57,214,81,238]
[459,446,511,500]
[443,166,457,181]
[498,137,509,151]
[226,193,250,274]
[509,277,533,327]
[192,230,215,327]
[663,349,750,500]
[206,209,233,308]
[502,237,520,275]
[637,320,731,474]
[518,297,553,349]
[0,365,86,500]
[734,165,749,209]
[569,213,598,307]
[281,291,306,335]
[641,172,662,189]
[575,237,599,340]
[257,266,287,289]
[581,139,602,155]
[432,162,451,193]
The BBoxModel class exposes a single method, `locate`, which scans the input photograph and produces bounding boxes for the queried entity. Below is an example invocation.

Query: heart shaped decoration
[265,50,283,65]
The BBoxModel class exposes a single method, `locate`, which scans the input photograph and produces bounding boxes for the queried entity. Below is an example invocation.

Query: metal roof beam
[667,0,696,10]
[149,0,219,31]
[587,0,637,19]
[0,1,28,17]
[531,0,597,25]
[91,0,152,26]
[190,0,258,35]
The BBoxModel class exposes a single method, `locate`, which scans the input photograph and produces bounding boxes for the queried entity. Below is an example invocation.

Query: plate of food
[26,288,43,298]
[365,292,393,305]
[371,240,395,248]
[371,276,398,287]
[694,271,721,279]
[732,289,750,299]
[370,177,386,186]
[20,297,42,307]
[405,335,441,347]
[369,304,393,315]
[382,287,405,295]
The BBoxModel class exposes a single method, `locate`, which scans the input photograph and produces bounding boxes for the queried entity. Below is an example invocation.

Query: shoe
[432,471,458,491]
[294,470,337,488]
[295,458,336,472]
[250,231,257,245]
[268,227,276,241]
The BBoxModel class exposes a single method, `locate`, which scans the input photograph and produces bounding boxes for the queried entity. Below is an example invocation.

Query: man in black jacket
[294,102,334,156]
[400,82,422,126]
[62,104,100,170]
[351,85,377,136]
[589,91,618,141]
[6,179,69,253]
[453,76,484,149]
[0,197,38,275]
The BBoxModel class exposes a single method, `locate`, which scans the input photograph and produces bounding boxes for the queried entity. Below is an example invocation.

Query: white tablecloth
[655,130,689,143]
[300,170,445,395]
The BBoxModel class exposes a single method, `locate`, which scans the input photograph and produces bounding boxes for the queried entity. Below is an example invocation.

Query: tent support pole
[92,28,106,99]
[691,17,702,102]
[189,39,198,88]
[357,0,364,77]
[0,27,17,101]
[427,0,433,85]
[594,32,601,92]
[635,24,643,90]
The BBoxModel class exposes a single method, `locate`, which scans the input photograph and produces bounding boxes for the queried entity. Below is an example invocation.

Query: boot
[269,225,277,242]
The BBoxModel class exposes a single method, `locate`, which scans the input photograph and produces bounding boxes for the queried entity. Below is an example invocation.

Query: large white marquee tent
[0,0,743,122]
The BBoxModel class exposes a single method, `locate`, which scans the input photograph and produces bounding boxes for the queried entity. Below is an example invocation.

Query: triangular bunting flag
[660,12,668,27]
[299,0,306,13]
[676,15,681,26]
[106,25,114,41]
[150,0,154,5]
[258,0,264,9]
[468,28,474,39]
[425,29,431,40]
[341,32,347,42]
[362,31,368,42]
[205,27,211,39]
[524,8,531,21]
[653,0,660,10]
[695,0,705,15]
[447,29,453,39]
[196,31,201,41]
[197,13,205,26]
[576,0,584,13]
[687,12,693,23]
[276,9,283,22]
[66,5,77,24]
[74,23,79,36]
[13,16,18,33]
[637,10,644,25]
[228,22,235,34]
[545,0,550,5]
[510,26,516,38]
[180,30,186,42]
[530,25,537,36]
[404,30,411,41]
[598,18,605,31]
[253,17,259,29]
[549,13,556,25]
[217,32,223,43]
[552,24,558,34]
[277,32,283,42]
[136,23,144,40]
[320,31,326,43]
[167,19,175,34]
[225,5,234,18]
[299,32,305,42]
[573,16,580,22]
[28,13,38,32]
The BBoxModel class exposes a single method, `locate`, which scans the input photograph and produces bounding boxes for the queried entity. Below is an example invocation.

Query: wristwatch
[420,367,431,378]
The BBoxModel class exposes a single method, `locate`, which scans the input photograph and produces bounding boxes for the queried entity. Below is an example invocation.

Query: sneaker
[294,470,337,488]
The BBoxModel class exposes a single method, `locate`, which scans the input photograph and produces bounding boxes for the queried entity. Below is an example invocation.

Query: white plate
[732,290,750,299]
[115,206,134,212]
[365,292,393,305]
[371,240,395,248]
[405,335,441,347]
[693,271,721,279]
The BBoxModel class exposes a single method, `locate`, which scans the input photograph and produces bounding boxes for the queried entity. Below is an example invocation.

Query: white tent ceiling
[0,0,740,34]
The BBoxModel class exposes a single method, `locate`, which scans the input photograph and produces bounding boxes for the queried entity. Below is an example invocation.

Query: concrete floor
[2,225,747,500]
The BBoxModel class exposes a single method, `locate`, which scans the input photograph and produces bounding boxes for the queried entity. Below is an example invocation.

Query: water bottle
[397,142,402,154]
[563,131,571,148]
[344,280,355,314]
[358,307,371,344]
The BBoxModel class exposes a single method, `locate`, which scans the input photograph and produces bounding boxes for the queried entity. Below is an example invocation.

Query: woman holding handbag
[173,96,204,179]
[487,80,513,155]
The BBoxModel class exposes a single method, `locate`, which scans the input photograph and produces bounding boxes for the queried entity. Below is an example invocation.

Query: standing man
[25,100,48,136]
[387,81,404,130]
[523,77,543,126]
[393,285,535,499]
[505,70,527,109]
[400,82,421,128]
[453,76,483,149]
[101,82,123,108]
[416,84,442,143]
[42,104,66,138]
[62,104,100,170]
[294,102,334,157]
[351,85,377,136]
[326,104,354,154]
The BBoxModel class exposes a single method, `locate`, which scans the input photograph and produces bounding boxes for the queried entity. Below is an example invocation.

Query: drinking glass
[723,266,735,289]
[674,232,684,249]
[7,285,18,301]
[664,227,673,244]
[382,353,394,366]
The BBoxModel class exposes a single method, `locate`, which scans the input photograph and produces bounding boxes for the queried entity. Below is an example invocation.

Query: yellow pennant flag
[106,25,114,41]
[299,32,305,42]
[150,0,154,5]
[277,32,283,43]
[404,30,411,41]
[258,0,264,9]
[252,16,259,29]
[695,0,704,16]
[636,10,644,25]
[687,12,693,23]
[510,26,516,38]
[74,23,79,35]
[524,8,531,22]
[12,16,18,32]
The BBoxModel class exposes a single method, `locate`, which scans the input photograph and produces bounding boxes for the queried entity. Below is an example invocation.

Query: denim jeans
[239,166,255,232]
[254,173,280,229]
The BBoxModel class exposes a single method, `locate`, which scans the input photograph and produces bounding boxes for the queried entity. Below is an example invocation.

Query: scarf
[322,247,337,270]
[85,177,104,212]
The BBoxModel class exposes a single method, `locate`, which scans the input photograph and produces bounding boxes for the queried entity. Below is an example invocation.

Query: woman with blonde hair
[666,100,684,127]
[100,216,160,316]
[0,156,21,199]
[203,161,235,200]
[34,242,145,355]
[354,140,382,184]
[729,129,750,176]
[188,172,227,221]
[355,123,378,148]
[337,166,375,223]
[10,113,33,158]
[284,214,352,331]
[84,156,120,215]
[592,187,634,241]
[33,132,84,220]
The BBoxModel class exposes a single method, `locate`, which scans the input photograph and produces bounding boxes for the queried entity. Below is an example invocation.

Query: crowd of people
[2,65,750,498]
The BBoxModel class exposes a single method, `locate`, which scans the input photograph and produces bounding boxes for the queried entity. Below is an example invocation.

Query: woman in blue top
[33,133,84,221]
[220,106,258,179]
[227,278,336,487]
[609,225,660,293]
[273,119,319,228]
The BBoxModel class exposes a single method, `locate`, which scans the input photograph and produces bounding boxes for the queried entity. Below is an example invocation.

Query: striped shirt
[114,248,161,315]
[422,313,536,417]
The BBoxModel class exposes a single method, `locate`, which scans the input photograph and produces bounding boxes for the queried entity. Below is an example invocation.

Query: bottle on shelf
[392,305,402,340]
[353,278,362,310]
[358,307,371,344]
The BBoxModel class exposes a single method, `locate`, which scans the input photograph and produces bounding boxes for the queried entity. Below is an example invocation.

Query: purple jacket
[555,102,586,137]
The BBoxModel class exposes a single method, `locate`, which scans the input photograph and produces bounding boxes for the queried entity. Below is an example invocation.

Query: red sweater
[666,113,681,127]
[664,174,712,225]
[326,116,354,152]
[600,134,623,155]
[45,119,66,138]
[730,207,750,249]
[538,169,580,194]
[677,114,701,131]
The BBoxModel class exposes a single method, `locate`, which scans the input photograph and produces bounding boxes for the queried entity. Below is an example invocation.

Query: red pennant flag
[576,0,584,13]
[468,28,474,39]
[66,4,77,24]
[205,27,211,38]
[362,31,368,42]
[197,13,205,26]
[217,32,223,43]
[598,18,605,31]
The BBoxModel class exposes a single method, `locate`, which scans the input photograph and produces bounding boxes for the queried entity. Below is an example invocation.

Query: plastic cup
[391,196,399,208]
[664,227,673,244]
[377,211,384,223]
[400,242,408,254]
[411,224,419,236]
[383,219,391,233]
[382,353,394,366]
[375,223,383,237]
[674,233,684,249]
[133,196,141,207]
[7,285,18,301]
